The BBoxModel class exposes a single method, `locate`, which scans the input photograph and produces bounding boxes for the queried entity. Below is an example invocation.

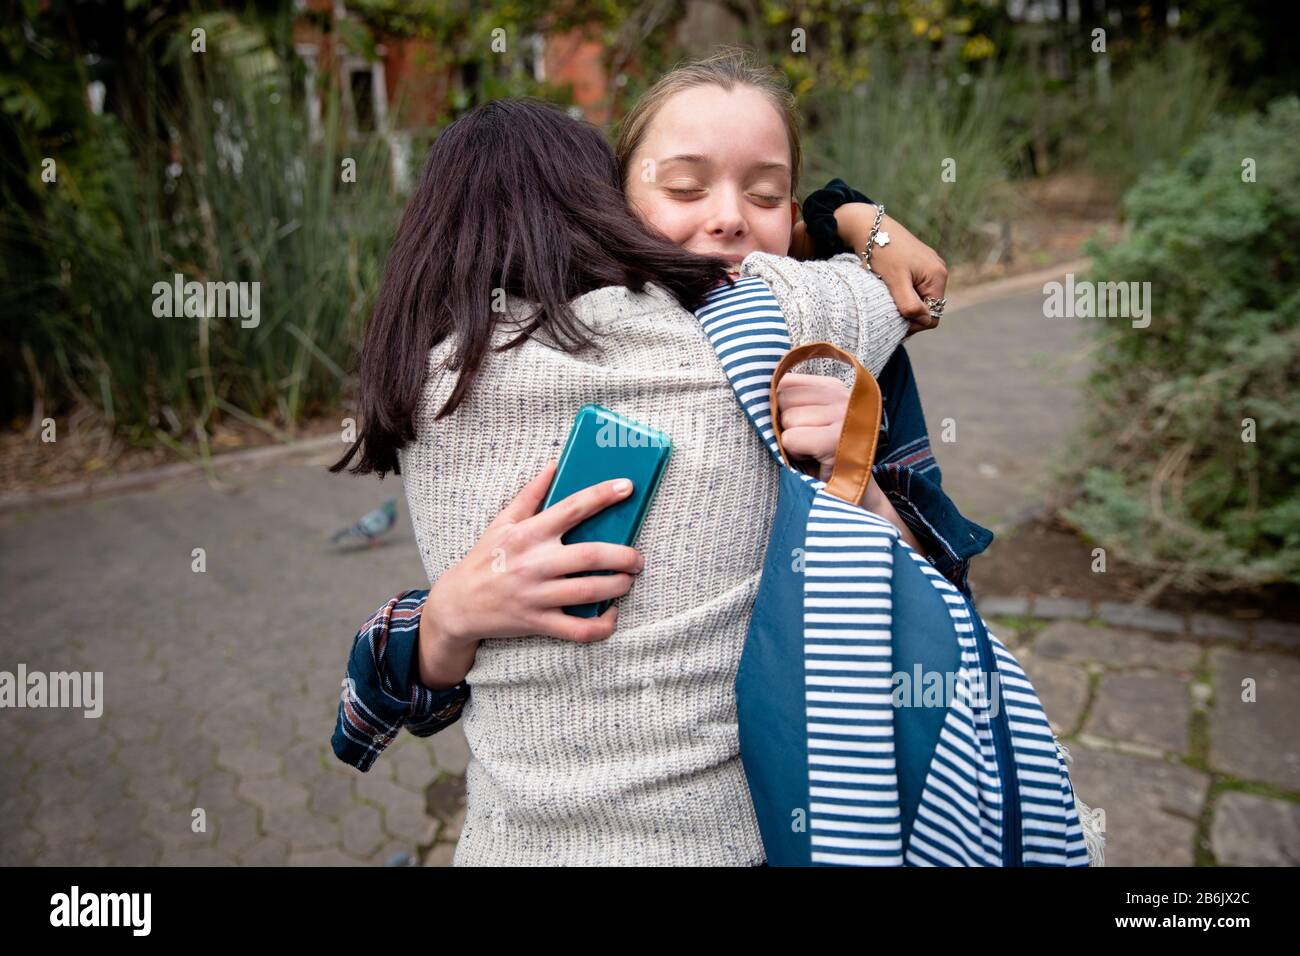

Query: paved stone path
[985,615,1300,866]
[0,447,462,866]
[905,268,1093,532]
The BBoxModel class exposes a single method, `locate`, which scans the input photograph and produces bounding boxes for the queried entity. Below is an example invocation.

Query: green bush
[1062,96,1300,590]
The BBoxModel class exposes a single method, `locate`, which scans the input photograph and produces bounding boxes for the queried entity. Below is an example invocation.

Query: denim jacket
[330,344,993,770]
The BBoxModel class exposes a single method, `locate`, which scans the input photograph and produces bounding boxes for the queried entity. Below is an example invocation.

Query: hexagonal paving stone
[1210,791,1300,866]
[237,834,291,866]
[212,802,263,859]
[281,739,327,783]
[1209,649,1300,791]
[1064,746,1208,867]
[171,736,220,784]
[353,771,415,810]
[237,775,309,814]
[389,738,439,792]
[261,804,339,852]
[287,847,368,866]
[423,841,456,867]
[192,768,245,816]
[38,839,100,867]
[1086,671,1192,755]
[217,743,283,780]
[158,843,239,867]
[426,775,467,842]
[99,831,163,867]
[1035,621,1201,671]
[371,840,419,867]
[429,724,470,775]
[126,768,194,811]
[379,788,435,847]
[340,803,386,859]
[307,773,355,820]
[29,798,101,845]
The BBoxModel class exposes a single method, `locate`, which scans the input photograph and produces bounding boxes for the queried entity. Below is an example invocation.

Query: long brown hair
[331,98,732,478]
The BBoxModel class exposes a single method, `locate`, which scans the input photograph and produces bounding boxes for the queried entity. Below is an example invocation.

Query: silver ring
[924,295,946,320]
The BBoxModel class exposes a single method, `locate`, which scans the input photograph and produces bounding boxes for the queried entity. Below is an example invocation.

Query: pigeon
[331,497,398,547]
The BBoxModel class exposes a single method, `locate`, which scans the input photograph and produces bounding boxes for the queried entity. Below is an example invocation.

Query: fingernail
[612,479,631,495]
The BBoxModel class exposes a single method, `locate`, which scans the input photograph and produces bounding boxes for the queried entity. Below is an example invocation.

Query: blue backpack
[695,276,1101,867]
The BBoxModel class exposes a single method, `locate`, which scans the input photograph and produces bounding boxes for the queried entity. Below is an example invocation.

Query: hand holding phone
[539,403,672,617]
[418,460,650,685]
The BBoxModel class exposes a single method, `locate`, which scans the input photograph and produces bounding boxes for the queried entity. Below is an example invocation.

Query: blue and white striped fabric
[695,276,1091,867]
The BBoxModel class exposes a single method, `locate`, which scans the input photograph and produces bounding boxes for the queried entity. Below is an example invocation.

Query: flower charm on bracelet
[875,230,891,247]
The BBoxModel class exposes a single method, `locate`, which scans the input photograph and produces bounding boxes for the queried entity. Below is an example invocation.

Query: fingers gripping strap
[769,342,882,505]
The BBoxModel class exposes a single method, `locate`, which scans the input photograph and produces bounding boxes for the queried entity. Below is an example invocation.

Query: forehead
[642,85,791,172]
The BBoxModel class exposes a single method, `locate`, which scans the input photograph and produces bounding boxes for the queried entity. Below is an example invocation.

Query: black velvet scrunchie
[800,178,877,260]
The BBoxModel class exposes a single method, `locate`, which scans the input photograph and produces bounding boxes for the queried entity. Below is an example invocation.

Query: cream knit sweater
[398,252,909,865]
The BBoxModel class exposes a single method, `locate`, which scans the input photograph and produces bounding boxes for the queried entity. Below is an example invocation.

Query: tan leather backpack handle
[769,342,882,506]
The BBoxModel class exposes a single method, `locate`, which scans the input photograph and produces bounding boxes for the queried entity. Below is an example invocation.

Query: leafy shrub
[1062,96,1300,590]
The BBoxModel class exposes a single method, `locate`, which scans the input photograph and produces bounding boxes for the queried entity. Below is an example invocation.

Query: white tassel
[1056,738,1105,867]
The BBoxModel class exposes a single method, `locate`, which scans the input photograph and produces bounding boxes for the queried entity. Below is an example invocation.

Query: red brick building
[291,0,617,135]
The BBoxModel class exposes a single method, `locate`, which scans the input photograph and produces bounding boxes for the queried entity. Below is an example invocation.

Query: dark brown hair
[331,98,732,477]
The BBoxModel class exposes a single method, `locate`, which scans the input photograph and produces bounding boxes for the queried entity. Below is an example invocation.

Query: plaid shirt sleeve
[872,462,993,596]
[870,346,993,596]
[331,588,471,772]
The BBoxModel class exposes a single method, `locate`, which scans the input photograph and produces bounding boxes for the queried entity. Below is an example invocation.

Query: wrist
[800,179,878,259]
[860,482,927,556]
[833,202,877,253]
[418,578,478,690]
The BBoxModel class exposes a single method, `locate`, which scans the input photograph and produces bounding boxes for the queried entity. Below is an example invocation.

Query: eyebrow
[659,154,791,176]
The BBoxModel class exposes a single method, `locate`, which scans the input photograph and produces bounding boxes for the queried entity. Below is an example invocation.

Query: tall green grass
[802,57,1020,264]
[3,12,399,446]
[1085,40,1228,194]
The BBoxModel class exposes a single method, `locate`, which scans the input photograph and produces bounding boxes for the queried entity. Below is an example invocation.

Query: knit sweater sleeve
[738,251,908,380]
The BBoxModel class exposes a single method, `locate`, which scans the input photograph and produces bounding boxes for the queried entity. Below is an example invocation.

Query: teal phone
[539,403,672,618]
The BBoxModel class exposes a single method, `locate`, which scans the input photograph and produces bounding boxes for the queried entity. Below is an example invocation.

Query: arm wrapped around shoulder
[739,251,908,384]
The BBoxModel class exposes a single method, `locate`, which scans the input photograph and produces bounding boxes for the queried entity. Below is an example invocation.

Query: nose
[704,187,749,241]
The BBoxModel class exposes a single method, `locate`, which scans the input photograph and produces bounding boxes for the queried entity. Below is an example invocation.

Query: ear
[790,198,800,227]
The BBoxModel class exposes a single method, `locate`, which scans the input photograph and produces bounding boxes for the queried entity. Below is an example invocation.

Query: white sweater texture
[398,252,908,865]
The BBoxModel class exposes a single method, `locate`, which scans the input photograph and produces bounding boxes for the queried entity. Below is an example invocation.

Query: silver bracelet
[860,203,891,277]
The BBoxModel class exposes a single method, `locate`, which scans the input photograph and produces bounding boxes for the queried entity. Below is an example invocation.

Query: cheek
[632,193,705,247]
[751,212,793,256]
